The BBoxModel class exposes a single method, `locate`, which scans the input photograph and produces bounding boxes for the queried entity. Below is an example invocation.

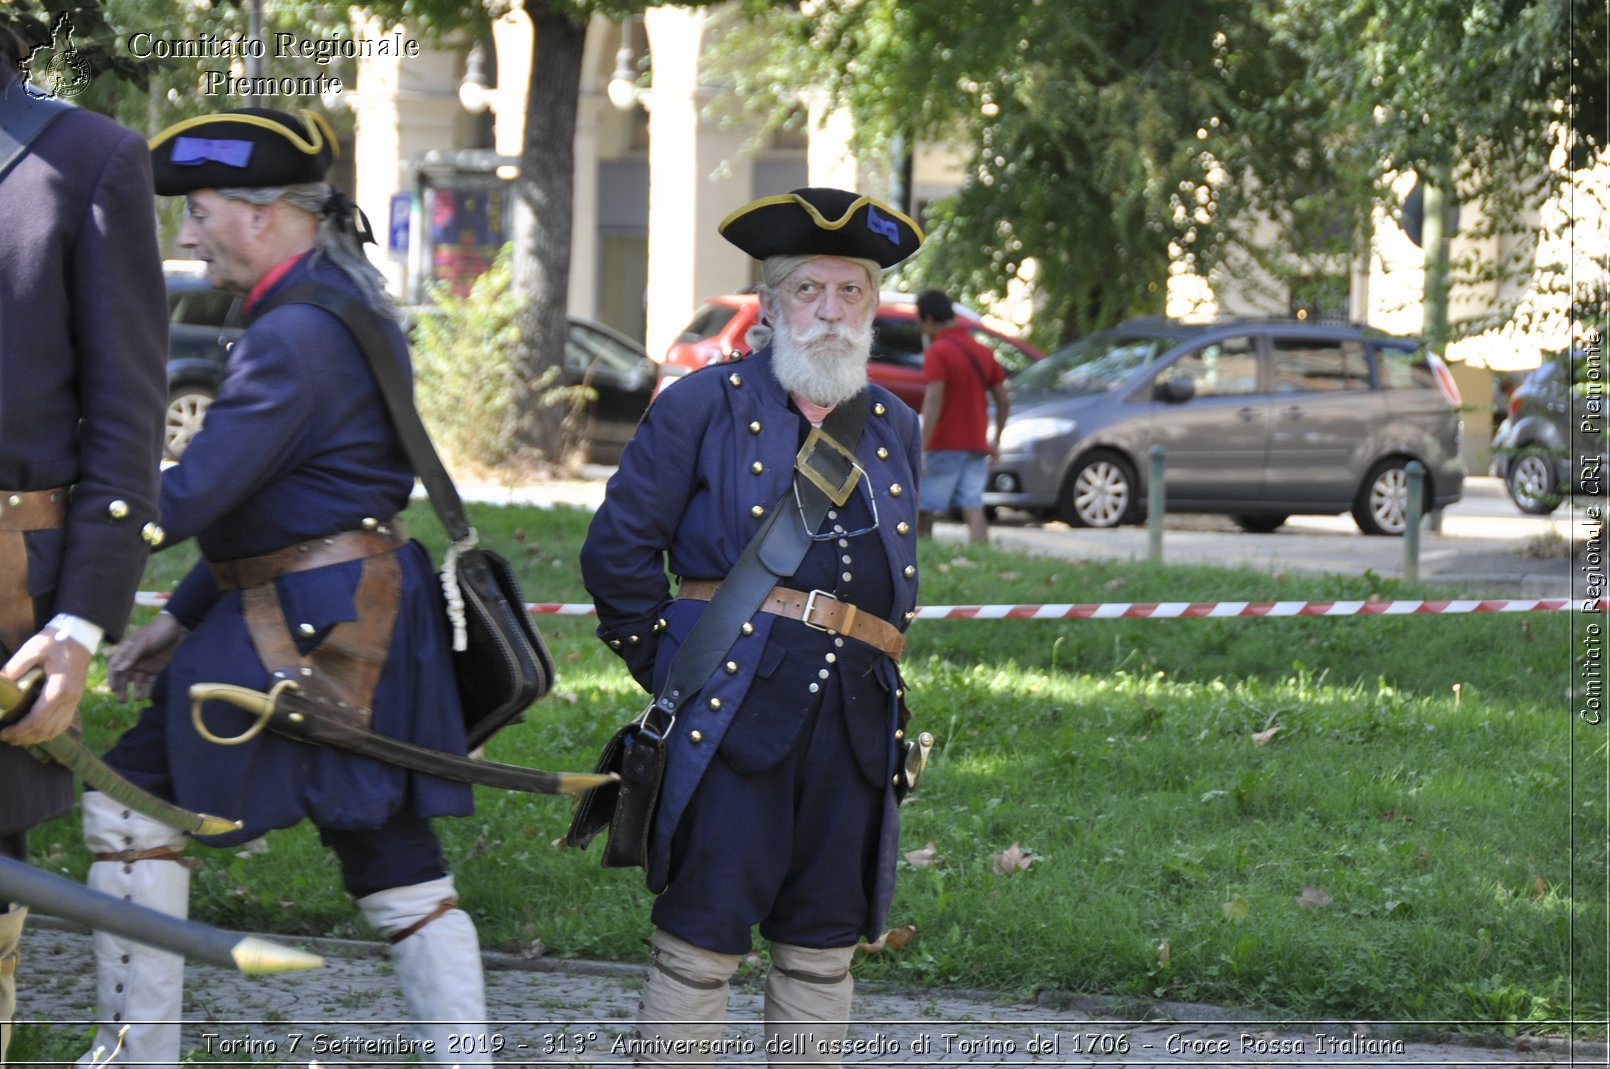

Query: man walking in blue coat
[580,188,925,1065]
[80,108,490,1067]
[0,26,168,1064]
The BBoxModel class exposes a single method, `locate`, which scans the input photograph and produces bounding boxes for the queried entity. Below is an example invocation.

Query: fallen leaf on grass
[857,925,918,954]
[1000,571,1020,581]
[903,841,942,867]
[1250,725,1282,746]
[552,690,580,704]
[948,556,979,568]
[1531,875,1547,897]
[1296,885,1333,909]
[1156,940,1171,964]
[993,843,1037,875]
[1222,895,1250,923]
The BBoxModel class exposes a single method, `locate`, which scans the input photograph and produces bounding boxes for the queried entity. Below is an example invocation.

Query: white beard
[769,315,874,408]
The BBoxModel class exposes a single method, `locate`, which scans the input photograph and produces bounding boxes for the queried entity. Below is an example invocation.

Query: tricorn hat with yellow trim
[719,187,923,269]
[149,108,337,196]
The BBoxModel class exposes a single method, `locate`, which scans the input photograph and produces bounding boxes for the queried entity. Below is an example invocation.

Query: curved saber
[190,681,618,796]
[0,856,321,974]
[0,670,242,836]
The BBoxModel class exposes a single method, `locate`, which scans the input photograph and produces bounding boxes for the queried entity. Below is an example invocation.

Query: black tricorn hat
[719,187,923,268]
[148,108,338,196]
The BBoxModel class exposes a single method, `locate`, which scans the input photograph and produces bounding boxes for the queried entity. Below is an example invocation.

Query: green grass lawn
[22,500,1605,1034]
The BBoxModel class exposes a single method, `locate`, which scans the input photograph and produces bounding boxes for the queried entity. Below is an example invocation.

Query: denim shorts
[920,450,988,511]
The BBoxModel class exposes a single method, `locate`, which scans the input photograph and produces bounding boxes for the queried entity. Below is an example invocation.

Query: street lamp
[458,39,490,114]
[606,19,644,111]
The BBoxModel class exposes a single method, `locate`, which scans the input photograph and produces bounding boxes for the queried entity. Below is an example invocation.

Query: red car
[660,291,1042,411]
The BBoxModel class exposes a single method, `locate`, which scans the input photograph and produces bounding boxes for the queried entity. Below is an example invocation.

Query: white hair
[216,182,396,320]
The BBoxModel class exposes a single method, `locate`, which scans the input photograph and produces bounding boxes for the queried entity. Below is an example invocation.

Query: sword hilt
[189,680,295,745]
[0,667,45,727]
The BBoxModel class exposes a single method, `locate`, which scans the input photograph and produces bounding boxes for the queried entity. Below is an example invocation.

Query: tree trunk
[511,0,587,464]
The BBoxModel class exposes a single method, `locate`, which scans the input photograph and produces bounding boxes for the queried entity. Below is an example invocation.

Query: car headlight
[999,417,1077,452]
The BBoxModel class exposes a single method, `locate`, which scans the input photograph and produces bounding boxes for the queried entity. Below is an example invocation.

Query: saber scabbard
[0,856,321,973]
[190,680,618,796]
[0,670,242,836]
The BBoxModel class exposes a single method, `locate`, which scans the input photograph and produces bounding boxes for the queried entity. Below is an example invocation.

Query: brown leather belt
[678,579,906,661]
[0,487,68,532]
[0,487,70,648]
[210,521,407,591]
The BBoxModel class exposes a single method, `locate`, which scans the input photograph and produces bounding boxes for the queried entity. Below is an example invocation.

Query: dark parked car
[162,264,657,464]
[164,263,243,459]
[660,291,1042,411]
[1490,355,1606,514]
[984,317,1466,535]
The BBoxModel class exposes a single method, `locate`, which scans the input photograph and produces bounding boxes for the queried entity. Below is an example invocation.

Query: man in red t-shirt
[917,289,1010,544]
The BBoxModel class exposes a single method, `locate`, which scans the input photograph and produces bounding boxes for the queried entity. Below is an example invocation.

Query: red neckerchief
[243,251,308,318]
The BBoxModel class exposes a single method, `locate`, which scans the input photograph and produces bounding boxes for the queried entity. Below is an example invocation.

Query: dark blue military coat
[103,254,471,846]
[0,69,168,835]
[580,348,921,941]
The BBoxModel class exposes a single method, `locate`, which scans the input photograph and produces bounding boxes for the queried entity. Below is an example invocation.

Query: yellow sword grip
[188,680,297,746]
[0,667,46,722]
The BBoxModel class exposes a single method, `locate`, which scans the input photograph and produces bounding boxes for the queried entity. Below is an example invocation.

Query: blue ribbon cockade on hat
[864,205,900,245]
[171,137,254,169]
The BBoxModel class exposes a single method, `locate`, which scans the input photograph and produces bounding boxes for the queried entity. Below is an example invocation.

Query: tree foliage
[719,0,1604,347]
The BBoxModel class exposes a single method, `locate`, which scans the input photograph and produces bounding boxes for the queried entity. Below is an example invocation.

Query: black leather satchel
[262,285,555,747]
[565,393,872,873]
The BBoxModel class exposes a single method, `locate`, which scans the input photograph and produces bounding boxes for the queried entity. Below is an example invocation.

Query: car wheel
[164,386,214,460]
[1231,514,1288,534]
[1061,452,1137,528]
[1504,449,1561,515]
[1352,458,1420,536]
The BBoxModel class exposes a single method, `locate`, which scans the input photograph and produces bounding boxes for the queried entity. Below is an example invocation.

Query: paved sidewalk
[15,922,1596,1067]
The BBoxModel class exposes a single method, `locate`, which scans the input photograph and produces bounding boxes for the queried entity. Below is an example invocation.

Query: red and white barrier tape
[134,592,1602,618]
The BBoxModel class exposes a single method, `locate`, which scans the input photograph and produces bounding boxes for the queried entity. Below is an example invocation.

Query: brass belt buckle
[795,427,863,507]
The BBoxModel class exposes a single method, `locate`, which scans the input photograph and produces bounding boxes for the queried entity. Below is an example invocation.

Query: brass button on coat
[877,447,889,459]
[889,484,903,497]
[107,500,129,519]
[728,373,743,387]
[896,522,910,535]
[751,461,764,474]
[751,505,765,518]
[873,403,886,416]
[749,421,762,434]
[708,698,722,711]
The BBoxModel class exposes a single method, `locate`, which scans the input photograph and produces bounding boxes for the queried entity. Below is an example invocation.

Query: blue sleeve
[579,375,715,690]
[156,310,317,544]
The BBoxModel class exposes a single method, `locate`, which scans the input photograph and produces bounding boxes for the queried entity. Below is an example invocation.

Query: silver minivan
[984,318,1465,535]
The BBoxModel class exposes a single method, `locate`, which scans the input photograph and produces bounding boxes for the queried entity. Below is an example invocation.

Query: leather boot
[76,791,190,1069]
[0,905,24,1064]
[633,928,739,1067]
[356,875,491,1066]
[763,942,856,1066]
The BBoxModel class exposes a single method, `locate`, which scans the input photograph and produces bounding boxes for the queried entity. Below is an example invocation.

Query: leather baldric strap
[210,522,408,591]
[215,523,407,725]
[678,579,905,661]
[242,551,402,726]
[0,487,70,651]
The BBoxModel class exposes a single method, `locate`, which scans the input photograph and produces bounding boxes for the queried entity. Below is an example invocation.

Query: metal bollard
[1404,460,1425,585]
[1148,445,1165,563]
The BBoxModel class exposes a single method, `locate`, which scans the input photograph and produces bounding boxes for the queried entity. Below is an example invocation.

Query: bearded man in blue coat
[79,108,490,1068]
[0,28,168,1063]
[580,188,925,1066]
